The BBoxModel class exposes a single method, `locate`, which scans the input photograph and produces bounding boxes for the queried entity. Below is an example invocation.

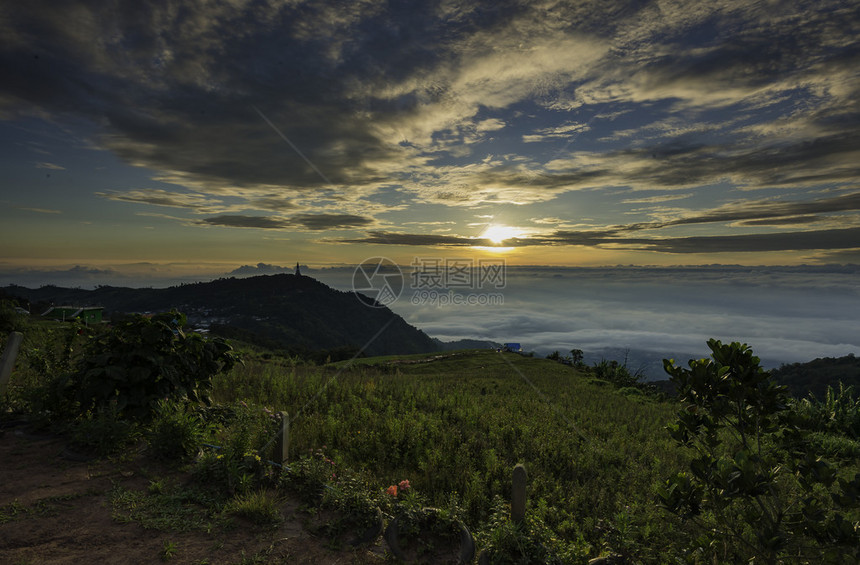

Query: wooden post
[512,463,527,523]
[274,411,289,466]
[0,332,24,396]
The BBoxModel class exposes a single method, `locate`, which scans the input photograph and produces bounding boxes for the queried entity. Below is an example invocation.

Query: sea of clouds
[309,264,860,377]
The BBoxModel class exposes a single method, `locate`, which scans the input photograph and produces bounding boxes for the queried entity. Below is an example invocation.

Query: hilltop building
[42,306,103,325]
[295,262,301,276]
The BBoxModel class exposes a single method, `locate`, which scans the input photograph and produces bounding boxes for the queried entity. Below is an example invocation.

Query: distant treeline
[208,323,364,364]
[640,354,860,400]
[771,354,860,399]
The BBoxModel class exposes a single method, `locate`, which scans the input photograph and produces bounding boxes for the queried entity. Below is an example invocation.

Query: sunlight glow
[482,225,520,245]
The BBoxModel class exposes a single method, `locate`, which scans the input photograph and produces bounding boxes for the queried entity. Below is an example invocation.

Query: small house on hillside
[503,343,522,353]
[42,306,104,325]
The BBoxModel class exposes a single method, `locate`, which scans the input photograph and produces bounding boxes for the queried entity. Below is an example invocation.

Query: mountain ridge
[3,274,439,357]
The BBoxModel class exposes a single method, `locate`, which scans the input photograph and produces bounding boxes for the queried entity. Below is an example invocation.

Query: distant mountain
[4,274,439,357]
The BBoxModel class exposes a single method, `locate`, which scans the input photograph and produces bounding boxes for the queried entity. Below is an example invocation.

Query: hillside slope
[771,354,860,399]
[4,274,438,356]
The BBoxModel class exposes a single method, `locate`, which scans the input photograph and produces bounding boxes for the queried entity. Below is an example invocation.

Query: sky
[1,0,859,280]
[1,2,859,366]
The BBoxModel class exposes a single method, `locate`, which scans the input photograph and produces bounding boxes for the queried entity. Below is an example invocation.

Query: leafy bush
[67,311,237,421]
[657,339,860,564]
[793,382,860,440]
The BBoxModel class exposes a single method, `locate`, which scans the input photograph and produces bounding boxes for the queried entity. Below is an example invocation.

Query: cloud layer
[1,0,859,261]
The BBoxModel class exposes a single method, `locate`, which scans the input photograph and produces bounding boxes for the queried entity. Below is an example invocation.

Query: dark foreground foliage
[658,339,860,564]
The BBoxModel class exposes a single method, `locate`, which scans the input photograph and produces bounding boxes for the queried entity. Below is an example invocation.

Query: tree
[656,339,859,563]
[0,299,25,334]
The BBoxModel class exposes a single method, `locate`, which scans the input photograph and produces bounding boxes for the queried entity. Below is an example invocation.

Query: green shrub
[224,489,282,526]
[146,399,208,462]
[67,311,237,421]
[280,448,337,504]
[657,339,860,564]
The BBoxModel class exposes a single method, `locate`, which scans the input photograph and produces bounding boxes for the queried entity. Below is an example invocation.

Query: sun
[482,224,520,245]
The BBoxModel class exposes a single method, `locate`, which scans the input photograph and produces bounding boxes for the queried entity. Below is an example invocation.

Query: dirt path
[0,424,385,564]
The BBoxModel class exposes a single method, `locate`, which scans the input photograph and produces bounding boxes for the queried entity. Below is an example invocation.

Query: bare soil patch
[0,423,386,564]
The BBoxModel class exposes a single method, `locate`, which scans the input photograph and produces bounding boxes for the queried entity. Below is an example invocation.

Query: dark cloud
[538,225,860,254]
[669,192,860,227]
[339,231,481,246]
[538,132,860,193]
[617,227,860,254]
[293,214,373,230]
[738,215,822,226]
[97,189,213,209]
[199,213,372,230]
[198,215,288,229]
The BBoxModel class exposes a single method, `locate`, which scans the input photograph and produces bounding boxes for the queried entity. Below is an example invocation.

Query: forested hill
[771,354,860,399]
[3,274,439,357]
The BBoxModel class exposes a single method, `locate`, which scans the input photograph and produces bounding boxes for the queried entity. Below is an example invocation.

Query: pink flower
[398,479,411,491]
[386,485,398,497]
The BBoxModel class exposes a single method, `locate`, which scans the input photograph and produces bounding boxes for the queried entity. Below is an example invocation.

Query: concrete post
[274,411,289,466]
[512,463,527,523]
[0,332,24,396]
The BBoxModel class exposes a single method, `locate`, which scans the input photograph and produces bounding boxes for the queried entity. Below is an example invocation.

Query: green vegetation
[223,489,283,526]
[66,310,236,420]
[2,313,858,563]
[658,340,859,563]
[215,348,686,560]
[110,483,225,533]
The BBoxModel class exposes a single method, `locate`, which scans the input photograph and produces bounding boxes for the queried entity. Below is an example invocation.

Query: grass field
[212,348,688,558]
[5,315,856,562]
